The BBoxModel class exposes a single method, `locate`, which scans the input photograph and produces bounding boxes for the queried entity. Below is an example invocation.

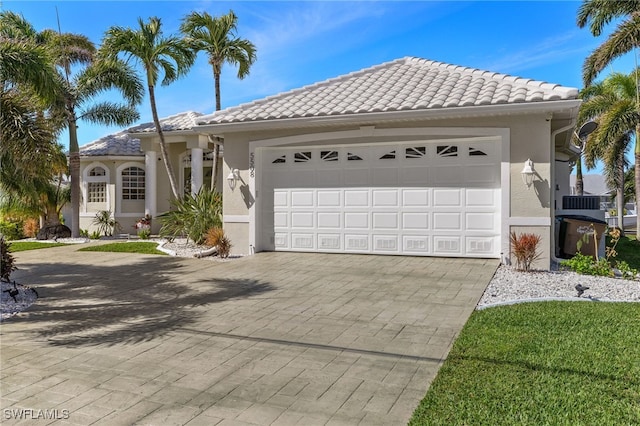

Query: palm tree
[579,72,638,230]
[578,0,640,237]
[0,13,61,187]
[180,10,256,189]
[1,12,143,238]
[101,17,196,199]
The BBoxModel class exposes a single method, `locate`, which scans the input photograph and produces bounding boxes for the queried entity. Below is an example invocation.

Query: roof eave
[197,100,582,135]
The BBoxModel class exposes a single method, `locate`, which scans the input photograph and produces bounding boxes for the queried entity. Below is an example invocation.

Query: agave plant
[158,188,222,244]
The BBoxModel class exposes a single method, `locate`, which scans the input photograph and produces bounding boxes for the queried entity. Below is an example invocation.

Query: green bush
[79,229,89,238]
[1,236,17,280]
[616,260,639,280]
[0,219,24,240]
[90,230,102,240]
[137,229,151,240]
[562,253,614,278]
[158,188,222,245]
[92,210,120,237]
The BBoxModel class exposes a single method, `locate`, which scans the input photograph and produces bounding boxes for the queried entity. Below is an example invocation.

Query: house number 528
[249,152,255,178]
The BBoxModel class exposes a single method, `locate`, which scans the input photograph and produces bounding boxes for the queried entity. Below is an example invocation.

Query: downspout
[550,118,578,267]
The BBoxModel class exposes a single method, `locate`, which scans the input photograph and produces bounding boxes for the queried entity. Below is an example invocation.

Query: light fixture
[521,158,535,188]
[227,168,240,190]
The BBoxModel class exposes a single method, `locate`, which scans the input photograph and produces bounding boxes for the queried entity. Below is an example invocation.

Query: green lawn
[9,241,69,252]
[77,242,167,255]
[410,302,640,425]
[614,234,640,270]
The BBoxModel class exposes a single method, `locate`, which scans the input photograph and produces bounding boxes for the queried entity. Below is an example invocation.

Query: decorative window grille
[321,151,339,161]
[88,182,106,202]
[469,147,488,156]
[379,150,396,160]
[272,155,286,164]
[294,152,312,162]
[437,145,458,157]
[122,167,145,200]
[347,152,363,161]
[89,167,106,177]
[405,146,426,158]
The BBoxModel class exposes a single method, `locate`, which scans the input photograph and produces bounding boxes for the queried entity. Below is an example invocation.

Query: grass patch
[9,241,69,252]
[78,242,167,255]
[613,235,640,270]
[410,302,640,425]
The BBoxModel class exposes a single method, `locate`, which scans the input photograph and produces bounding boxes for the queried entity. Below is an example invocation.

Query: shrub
[510,232,542,272]
[204,227,232,258]
[0,219,24,240]
[616,260,639,280]
[90,230,102,240]
[138,229,151,240]
[158,188,222,245]
[562,253,614,277]
[80,229,89,238]
[22,218,39,238]
[92,210,120,237]
[1,236,17,281]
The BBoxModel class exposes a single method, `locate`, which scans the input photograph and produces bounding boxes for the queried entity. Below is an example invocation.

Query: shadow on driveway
[7,252,274,347]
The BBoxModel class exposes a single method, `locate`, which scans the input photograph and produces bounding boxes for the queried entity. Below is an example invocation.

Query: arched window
[87,167,107,202]
[121,166,145,200]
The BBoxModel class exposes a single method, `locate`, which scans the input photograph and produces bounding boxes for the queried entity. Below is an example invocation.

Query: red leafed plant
[510,232,542,272]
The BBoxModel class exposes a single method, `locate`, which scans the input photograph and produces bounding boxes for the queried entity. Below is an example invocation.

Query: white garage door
[260,140,501,258]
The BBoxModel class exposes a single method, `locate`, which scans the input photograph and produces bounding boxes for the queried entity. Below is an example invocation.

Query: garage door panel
[373,235,399,252]
[291,233,314,249]
[433,189,462,207]
[403,235,430,253]
[261,142,501,258]
[317,190,341,207]
[402,212,429,230]
[433,236,462,255]
[466,212,495,231]
[466,188,495,206]
[372,189,398,207]
[291,212,314,228]
[344,212,369,229]
[344,190,369,207]
[318,234,341,250]
[373,212,399,230]
[291,191,314,207]
[433,212,462,230]
[345,234,369,251]
[402,189,430,206]
[317,212,341,228]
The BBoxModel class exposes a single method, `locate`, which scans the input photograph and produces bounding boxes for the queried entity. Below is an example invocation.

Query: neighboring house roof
[80,131,142,157]
[80,111,204,157]
[198,56,579,125]
[129,111,204,133]
[570,174,613,196]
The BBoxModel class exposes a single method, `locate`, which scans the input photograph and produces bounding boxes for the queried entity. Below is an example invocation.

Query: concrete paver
[1,245,497,425]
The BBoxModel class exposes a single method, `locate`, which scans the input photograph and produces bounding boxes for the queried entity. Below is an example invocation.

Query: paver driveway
[1,244,498,425]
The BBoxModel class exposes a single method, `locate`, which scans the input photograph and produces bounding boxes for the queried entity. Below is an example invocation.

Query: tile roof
[129,111,204,133]
[198,57,579,125]
[80,131,142,157]
[80,111,203,157]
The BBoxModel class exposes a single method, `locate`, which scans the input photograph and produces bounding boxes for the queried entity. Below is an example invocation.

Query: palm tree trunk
[214,68,222,111]
[576,155,584,196]
[636,135,640,239]
[148,84,180,199]
[617,152,625,232]
[68,114,81,238]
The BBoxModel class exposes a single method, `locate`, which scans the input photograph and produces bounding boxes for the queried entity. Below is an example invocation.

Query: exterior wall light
[227,168,240,190]
[521,159,535,188]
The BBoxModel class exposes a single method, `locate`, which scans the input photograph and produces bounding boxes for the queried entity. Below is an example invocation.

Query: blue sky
[3,0,636,173]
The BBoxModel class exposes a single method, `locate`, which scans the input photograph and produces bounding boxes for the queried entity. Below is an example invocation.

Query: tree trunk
[617,156,624,232]
[149,84,180,199]
[575,155,584,196]
[214,67,221,111]
[210,143,220,191]
[68,116,81,238]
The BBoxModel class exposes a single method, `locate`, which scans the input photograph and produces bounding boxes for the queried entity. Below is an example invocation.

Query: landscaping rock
[36,224,71,240]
